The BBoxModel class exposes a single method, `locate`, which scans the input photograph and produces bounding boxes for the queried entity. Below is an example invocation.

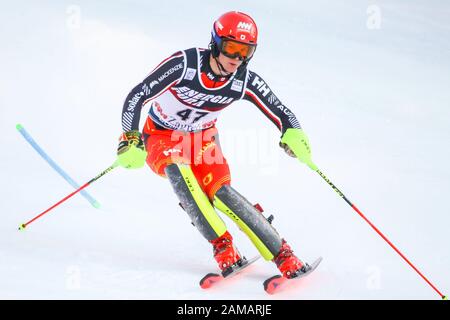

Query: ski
[200,255,260,289]
[263,256,323,294]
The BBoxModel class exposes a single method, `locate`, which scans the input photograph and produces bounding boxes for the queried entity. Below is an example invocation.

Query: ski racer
[117,11,317,279]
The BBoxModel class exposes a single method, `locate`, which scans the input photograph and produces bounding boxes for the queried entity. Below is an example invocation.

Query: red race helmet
[211,11,258,61]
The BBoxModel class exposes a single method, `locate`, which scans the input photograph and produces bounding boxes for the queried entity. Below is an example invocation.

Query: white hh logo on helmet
[237,22,253,31]
[216,21,224,30]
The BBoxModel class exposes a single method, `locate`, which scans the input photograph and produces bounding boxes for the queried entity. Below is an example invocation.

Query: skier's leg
[143,121,242,270]
[165,163,242,270]
[213,186,306,278]
[213,185,282,260]
[143,122,227,240]
[188,128,306,276]
[190,128,231,201]
[189,128,284,262]
[164,163,227,241]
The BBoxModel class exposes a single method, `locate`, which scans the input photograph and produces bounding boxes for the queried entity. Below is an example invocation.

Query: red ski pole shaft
[315,168,447,300]
[19,160,119,231]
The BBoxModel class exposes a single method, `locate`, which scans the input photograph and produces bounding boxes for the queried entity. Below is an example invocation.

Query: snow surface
[1,0,449,300]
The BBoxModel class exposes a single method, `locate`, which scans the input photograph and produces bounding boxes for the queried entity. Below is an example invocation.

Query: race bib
[149,93,220,132]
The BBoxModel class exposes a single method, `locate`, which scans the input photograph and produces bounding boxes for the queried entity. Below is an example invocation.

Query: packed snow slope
[1,0,449,299]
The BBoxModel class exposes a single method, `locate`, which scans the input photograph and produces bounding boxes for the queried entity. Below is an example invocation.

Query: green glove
[280,128,318,171]
[117,130,147,169]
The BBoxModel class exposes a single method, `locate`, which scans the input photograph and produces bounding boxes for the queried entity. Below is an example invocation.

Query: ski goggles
[218,39,256,61]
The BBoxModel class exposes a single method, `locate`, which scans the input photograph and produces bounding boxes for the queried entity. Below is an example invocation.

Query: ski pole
[313,167,447,300]
[16,124,100,208]
[18,160,120,231]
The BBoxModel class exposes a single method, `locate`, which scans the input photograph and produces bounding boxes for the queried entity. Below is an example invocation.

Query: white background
[1,0,449,299]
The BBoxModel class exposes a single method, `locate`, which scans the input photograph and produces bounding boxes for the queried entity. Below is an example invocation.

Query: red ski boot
[210,231,242,271]
[273,239,305,278]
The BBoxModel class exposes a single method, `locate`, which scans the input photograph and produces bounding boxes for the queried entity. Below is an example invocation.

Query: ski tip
[16,123,24,131]
[18,223,26,231]
[443,295,448,300]
[265,288,276,295]
[200,273,221,289]
[263,275,283,294]
[308,256,323,268]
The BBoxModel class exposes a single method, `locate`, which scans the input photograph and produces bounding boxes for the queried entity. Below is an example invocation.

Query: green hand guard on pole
[117,131,147,169]
[117,144,147,169]
[280,128,318,171]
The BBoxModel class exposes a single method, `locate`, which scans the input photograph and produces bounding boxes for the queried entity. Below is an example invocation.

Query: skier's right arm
[121,51,185,132]
[118,51,185,169]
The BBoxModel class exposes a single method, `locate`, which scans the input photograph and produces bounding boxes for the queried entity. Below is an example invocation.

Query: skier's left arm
[243,71,317,170]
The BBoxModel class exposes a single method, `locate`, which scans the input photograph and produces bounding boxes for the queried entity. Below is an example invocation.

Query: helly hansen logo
[251,75,271,97]
[237,22,253,31]
[172,86,234,107]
